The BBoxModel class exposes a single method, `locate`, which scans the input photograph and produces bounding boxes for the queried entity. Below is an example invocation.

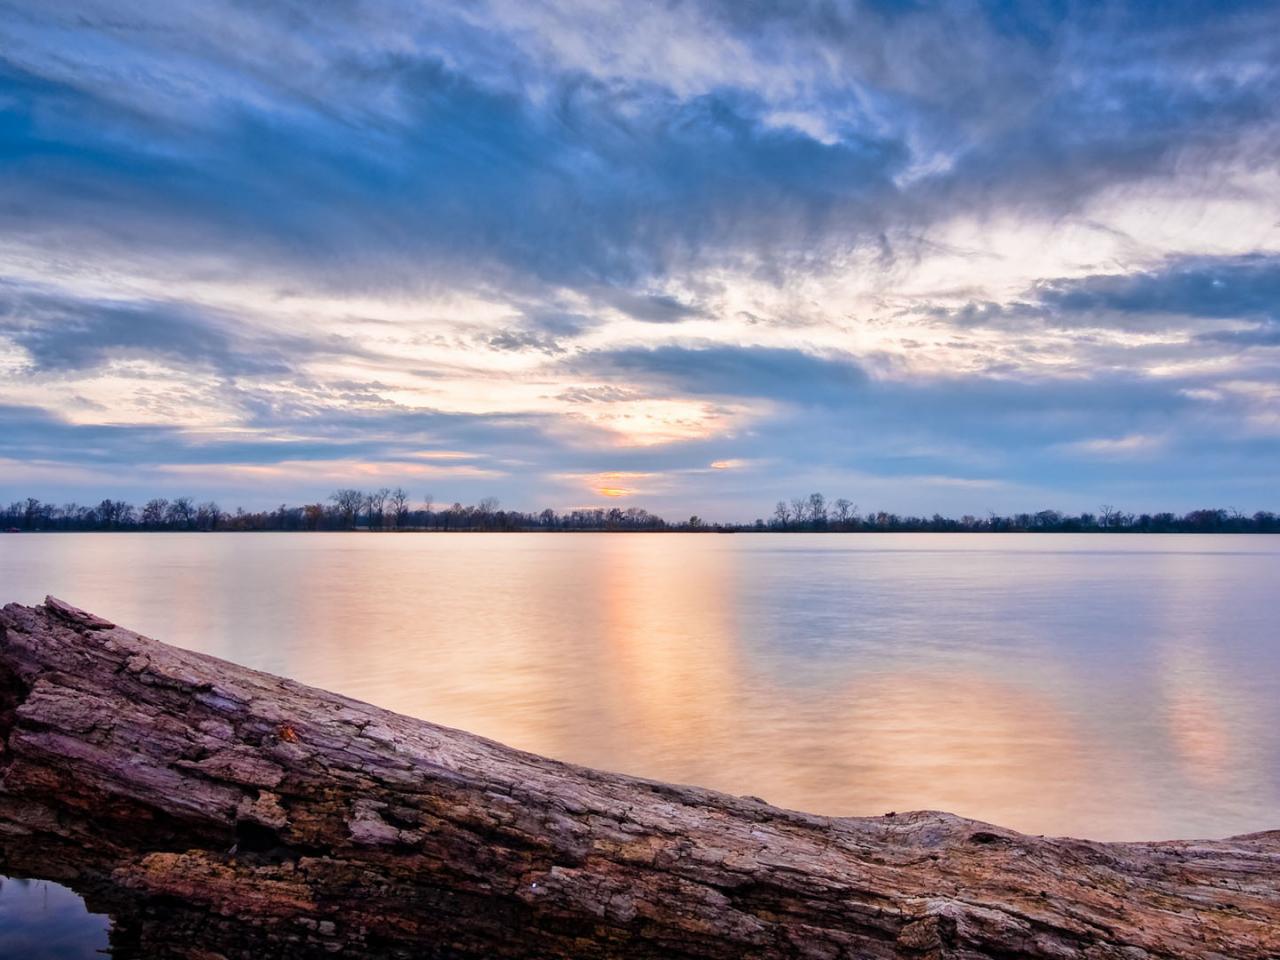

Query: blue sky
[1,0,1278,519]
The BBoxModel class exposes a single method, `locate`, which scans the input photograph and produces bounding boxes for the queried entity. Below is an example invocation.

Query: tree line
[0,491,668,532]
[758,493,1279,533]
[2,490,1276,533]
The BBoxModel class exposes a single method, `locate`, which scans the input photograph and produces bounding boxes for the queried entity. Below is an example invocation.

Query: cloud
[1034,255,1280,323]
[924,255,1280,354]
[15,0,1272,302]
[1055,434,1167,460]
[574,344,869,406]
[558,385,644,404]
[2,2,1279,513]
[157,458,506,484]
[597,290,705,323]
[483,328,567,355]
[0,282,376,375]
[0,30,908,295]
[0,402,548,472]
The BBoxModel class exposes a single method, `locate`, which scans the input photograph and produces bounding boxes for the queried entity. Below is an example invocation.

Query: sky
[1,0,1278,520]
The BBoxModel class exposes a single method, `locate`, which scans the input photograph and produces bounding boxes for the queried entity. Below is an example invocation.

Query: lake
[3,532,1278,954]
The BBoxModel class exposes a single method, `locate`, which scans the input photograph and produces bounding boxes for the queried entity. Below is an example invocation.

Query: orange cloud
[406,450,485,461]
[556,470,656,500]
[157,458,505,483]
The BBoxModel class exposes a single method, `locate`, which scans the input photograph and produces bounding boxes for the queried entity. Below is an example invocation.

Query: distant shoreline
[5,526,1278,536]
[5,492,1276,534]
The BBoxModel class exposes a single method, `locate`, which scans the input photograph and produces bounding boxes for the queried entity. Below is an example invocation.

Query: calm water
[0,877,109,958]
[1,532,1277,843]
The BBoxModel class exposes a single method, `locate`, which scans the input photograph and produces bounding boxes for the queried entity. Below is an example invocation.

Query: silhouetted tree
[477,497,500,528]
[790,496,809,528]
[1034,510,1061,530]
[807,493,827,528]
[365,488,390,529]
[389,488,410,529]
[303,503,326,530]
[196,501,222,531]
[773,501,791,528]
[141,498,168,529]
[833,498,853,526]
[330,489,363,529]
[166,497,195,530]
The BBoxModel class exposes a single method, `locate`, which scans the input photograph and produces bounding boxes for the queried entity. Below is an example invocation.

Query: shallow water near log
[1,532,1279,955]
[0,875,110,958]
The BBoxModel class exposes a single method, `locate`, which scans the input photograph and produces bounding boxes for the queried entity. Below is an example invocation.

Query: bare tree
[447,502,465,530]
[196,501,222,531]
[807,492,827,526]
[330,489,363,529]
[141,498,168,529]
[165,497,195,530]
[422,492,435,529]
[365,488,390,529]
[790,496,809,527]
[833,498,853,526]
[389,488,410,529]
[94,499,118,530]
[1099,504,1120,529]
[302,503,326,530]
[773,501,791,528]
[1034,510,1062,530]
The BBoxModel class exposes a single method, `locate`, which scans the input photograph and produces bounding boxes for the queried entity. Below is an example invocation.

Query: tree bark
[0,597,1276,959]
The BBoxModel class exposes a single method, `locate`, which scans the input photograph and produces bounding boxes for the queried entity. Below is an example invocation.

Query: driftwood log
[0,598,1276,960]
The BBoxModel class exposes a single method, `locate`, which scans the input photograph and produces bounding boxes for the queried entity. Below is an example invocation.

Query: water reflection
[0,532,1276,841]
[0,876,110,959]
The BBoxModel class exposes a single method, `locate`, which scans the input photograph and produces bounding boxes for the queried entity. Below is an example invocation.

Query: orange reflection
[813,673,1093,824]
[593,537,740,784]
[1160,641,1233,788]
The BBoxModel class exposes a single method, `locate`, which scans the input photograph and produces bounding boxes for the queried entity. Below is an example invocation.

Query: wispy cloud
[1056,434,1168,460]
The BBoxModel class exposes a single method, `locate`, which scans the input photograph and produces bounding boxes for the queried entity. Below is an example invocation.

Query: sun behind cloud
[554,471,658,500]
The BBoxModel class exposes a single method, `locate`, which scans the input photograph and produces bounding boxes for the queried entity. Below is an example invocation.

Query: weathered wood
[0,597,1276,959]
